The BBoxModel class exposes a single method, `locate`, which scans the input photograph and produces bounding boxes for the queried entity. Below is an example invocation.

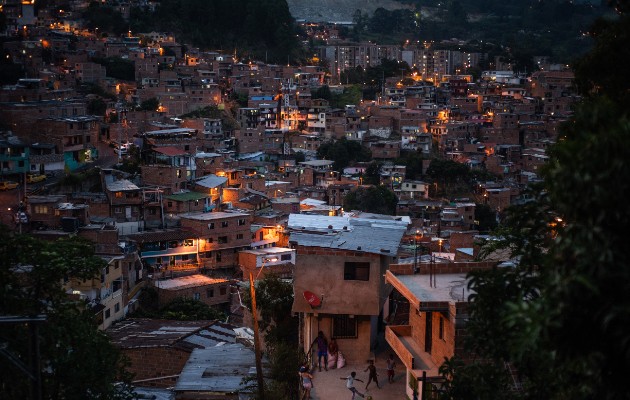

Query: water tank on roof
[61,217,79,232]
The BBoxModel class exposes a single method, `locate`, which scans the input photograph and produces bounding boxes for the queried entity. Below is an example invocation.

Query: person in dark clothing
[364,359,379,389]
[312,331,328,372]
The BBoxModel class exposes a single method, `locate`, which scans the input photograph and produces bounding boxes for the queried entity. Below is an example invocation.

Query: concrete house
[384,261,496,399]
[289,213,407,365]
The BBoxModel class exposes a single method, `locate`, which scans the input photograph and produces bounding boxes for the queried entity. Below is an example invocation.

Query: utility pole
[249,271,265,400]
[413,229,419,273]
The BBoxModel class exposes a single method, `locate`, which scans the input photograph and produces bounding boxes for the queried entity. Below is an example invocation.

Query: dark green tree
[317,138,372,171]
[426,159,470,197]
[311,85,332,101]
[139,97,160,111]
[160,298,226,321]
[440,4,630,398]
[87,98,107,116]
[394,149,426,180]
[362,161,382,185]
[343,185,398,215]
[243,274,300,399]
[0,231,134,399]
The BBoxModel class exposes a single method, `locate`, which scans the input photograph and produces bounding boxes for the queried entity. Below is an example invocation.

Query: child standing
[299,366,314,400]
[364,359,380,390]
[386,354,396,383]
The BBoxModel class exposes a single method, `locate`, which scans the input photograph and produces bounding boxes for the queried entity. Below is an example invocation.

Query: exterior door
[425,311,433,353]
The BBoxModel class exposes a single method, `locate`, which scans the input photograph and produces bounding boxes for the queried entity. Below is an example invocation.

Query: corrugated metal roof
[108,319,238,351]
[155,275,228,290]
[288,213,410,232]
[105,178,140,191]
[125,229,198,244]
[165,191,210,201]
[180,211,249,221]
[195,174,227,188]
[107,319,215,348]
[145,128,195,136]
[175,344,256,393]
[288,214,350,231]
[290,224,404,255]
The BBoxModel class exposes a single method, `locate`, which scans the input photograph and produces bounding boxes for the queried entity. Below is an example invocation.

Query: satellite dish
[303,290,321,307]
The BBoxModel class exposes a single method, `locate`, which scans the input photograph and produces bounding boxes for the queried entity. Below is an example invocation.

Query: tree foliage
[317,137,372,171]
[138,97,159,111]
[82,3,128,36]
[343,185,398,215]
[394,149,426,180]
[0,231,133,399]
[242,274,300,399]
[441,4,630,398]
[92,57,135,82]
[125,0,303,64]
[426,159,471,197]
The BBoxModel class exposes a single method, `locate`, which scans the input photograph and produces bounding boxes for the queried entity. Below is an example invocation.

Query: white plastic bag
[336,351,346,369]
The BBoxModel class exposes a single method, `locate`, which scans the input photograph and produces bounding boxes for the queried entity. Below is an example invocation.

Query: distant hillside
[286,0,412,22]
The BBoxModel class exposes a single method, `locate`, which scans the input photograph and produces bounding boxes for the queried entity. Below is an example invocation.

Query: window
[207,238,213,243]
[238,219,246,226]
[236,233,243,240]
[115,303,120,313]
[281,254,292,261]
[220,286,227,295]
[182,254,189,261]
[167,201,173,208]
[105,309,111,319]
[332,315,357,338]
[114,207,122,214]
[216,252,222,262]
[218,236,228,244]
[221,221,229,228]
[34,205,48,214]
[177,169,182,178]
[207,288,214,298]
[439,316,444,340]
[115,192,123,198]
[344,262,370,281]
[208,223,215,229]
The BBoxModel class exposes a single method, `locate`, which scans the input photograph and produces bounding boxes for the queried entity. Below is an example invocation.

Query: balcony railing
[385,325,439,376]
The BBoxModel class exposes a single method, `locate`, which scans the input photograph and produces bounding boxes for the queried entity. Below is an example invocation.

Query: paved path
[306,341,406,400]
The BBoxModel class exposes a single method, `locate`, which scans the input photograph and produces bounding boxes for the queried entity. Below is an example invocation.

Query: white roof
[180,211,250,221]
[195,174,227,188]
[155,274,227,290]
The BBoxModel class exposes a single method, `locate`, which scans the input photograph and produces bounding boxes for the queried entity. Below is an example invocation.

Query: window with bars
[333,315,357,338]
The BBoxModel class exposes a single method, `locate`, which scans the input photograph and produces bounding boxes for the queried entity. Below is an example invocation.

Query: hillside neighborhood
[0,0,587,399]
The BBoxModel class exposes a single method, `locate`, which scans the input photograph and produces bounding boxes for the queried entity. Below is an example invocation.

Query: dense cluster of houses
[0,1,578,398]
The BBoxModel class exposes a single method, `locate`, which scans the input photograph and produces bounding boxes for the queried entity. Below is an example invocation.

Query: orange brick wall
[123,347,190,387]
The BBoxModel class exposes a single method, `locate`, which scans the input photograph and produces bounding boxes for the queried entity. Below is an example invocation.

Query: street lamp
[413,229,422,273]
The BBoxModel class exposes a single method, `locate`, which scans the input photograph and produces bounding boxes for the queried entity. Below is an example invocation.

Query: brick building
[179,211,252,270]
[154,274,231,308]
